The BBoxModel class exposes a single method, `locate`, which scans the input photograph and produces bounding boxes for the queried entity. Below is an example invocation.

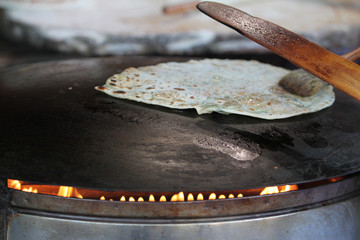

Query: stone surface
[1,0,360,56]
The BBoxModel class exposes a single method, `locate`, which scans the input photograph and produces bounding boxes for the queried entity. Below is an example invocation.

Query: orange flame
[280,185,298,192]
[260,186,279,195]
[8,178,327,203]
[178,192,185,201]
[187,193,194,201]
[10,180,21,190]
[170,192,186,202]
[149,194,155,202]
[170,194,178,202]
[58,186,83,199]
[218,194,226,199]
[260,185,298,195]
[8,180,38,193]
[209,193,216,200]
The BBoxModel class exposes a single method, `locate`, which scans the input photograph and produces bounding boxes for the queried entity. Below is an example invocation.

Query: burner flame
[260,186,279,195]
[260,185,298,195]
[187,193,194,201]
[209,193,216,200]
[8,178,344,203]
[9,180,22,190]
[149,194,155,202]
[22,187,37,193]
[58,186,83,199]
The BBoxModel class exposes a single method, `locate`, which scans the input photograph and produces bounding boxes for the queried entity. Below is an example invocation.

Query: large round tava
[1,56,360,192]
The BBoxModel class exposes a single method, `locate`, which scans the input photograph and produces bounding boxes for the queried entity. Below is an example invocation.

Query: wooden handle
[196,2,360,101]
[342,46,360,62]
[325,53,360,101]
[163,1,199,15]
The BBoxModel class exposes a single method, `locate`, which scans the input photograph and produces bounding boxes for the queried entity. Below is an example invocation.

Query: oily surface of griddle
[0,56,360,192]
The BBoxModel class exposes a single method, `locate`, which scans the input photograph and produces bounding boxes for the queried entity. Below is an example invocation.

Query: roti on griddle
[95,59,335,119]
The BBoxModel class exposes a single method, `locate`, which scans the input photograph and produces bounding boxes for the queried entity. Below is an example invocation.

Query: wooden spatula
[197,1,360,101]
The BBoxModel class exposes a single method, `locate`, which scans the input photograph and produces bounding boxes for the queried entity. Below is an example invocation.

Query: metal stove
[1,56,360,239]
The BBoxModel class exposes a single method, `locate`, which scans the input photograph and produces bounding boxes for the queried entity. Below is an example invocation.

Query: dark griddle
[1,56,360,192]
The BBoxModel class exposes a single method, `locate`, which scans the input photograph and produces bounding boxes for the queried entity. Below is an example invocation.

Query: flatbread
[95,59,335,119]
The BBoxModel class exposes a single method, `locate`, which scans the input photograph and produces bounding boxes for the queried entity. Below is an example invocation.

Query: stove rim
[7,189,360,225]
[7,172,360,220]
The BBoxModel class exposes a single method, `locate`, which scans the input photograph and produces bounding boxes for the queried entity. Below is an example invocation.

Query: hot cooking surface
[1,56,360,192]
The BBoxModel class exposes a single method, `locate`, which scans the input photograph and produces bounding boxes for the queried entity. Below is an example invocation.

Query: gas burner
[3,173,360,239]
[1,56,360,239]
